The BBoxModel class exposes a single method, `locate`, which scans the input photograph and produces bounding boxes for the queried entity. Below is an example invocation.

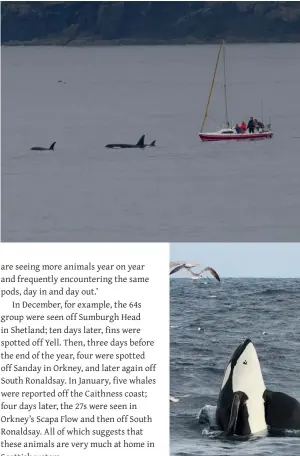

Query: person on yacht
[240,121,247,133]
[254,118,265,131]
[235,124,242,133]
[247,117,255,133]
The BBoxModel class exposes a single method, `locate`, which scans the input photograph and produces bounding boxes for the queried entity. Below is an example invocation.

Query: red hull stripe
[199,132,273,142]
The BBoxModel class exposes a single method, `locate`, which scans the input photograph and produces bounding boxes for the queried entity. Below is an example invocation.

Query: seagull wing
[202,267,221,282]
[170,261,201,275]
[185,263,202,269]
[187,269,202,278]
[170,262,186,275]
[187,266,221,281]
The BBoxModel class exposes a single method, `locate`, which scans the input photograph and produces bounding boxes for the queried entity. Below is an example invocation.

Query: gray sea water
[170,278,300,456]
[2,44,300,242]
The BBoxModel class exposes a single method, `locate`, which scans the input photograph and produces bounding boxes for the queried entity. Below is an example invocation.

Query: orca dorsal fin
[49,142,56,150]
[150,140,156,147]
[136,135,145,148]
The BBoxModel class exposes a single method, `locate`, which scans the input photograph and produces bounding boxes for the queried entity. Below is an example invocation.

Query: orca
[105,135,156,149]
[264,389,300,431]
[216,338,267,436]
[31,142,56,151]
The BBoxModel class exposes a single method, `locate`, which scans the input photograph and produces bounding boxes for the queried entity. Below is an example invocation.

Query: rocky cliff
[2,1,300,45]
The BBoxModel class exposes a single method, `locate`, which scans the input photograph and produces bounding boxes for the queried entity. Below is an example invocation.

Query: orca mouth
[238,337,251,349]
[242,338,252,349]
[237,338,252,354]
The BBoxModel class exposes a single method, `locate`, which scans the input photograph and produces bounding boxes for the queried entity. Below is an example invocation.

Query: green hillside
[2,1,300,45]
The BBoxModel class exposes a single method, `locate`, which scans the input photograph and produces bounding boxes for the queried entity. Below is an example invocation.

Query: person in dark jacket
[254,119,265,131]
[247,117,255,133]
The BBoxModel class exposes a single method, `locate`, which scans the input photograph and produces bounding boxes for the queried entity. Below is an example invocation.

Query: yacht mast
[200,42,223,133]
[222,40,230,127]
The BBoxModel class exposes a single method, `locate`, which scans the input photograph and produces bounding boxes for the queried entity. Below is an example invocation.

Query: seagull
[170,261,201,275]
[170,261,221,282]
[188,266,221,282]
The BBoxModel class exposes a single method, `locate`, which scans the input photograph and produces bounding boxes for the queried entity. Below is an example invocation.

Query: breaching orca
[216,339,300,436]
[216,338,267,436]
[31,142,56,151]
[105,135,155,149]
[264,389,300,431]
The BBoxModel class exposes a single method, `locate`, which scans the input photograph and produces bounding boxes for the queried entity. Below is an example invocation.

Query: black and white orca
[31,142,56,151]
[216,338,267,436]
[105,135,155,149]
[216,338,300,436]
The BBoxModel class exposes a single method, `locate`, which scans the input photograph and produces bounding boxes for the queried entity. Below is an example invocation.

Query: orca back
[264,390,300,430]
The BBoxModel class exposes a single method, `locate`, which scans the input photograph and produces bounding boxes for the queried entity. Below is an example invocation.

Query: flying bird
[188,266,221,282]
[170,261,220,282]
[170,261,201,275]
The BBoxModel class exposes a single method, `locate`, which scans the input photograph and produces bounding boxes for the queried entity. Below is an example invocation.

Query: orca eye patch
[243,360,247,365]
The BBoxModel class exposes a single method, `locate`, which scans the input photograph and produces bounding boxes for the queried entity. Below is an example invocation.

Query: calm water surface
[170,278,300,456]
[2,44,300,241]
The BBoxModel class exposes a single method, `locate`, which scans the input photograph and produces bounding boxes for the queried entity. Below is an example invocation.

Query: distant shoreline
[2,36,300,47]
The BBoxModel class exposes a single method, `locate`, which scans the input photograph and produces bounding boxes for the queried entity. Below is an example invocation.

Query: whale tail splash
[49,142,56,150]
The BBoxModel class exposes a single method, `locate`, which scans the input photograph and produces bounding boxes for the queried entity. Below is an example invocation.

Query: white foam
[198,404,217,427]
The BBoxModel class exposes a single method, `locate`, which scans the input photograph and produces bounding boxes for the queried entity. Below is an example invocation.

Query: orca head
[221,339,267,435]
[232,339,265,395]
[222,339,265,394]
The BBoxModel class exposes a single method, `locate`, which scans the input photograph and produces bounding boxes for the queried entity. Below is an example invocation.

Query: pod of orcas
[30,135,156,151]
[216,338,300,436]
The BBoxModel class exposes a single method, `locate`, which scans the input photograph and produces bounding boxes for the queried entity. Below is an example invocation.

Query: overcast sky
[170,243,300,278]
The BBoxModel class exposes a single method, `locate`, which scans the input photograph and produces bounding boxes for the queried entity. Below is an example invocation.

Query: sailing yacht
[199,41,273,142]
